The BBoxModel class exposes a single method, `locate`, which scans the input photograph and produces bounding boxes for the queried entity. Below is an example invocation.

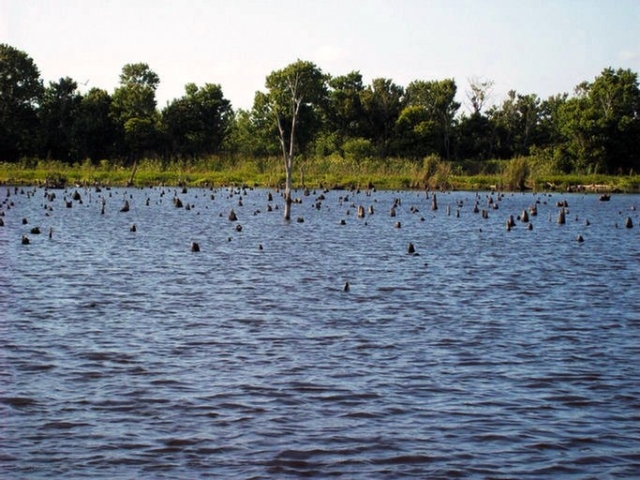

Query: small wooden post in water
[558,208,566,225]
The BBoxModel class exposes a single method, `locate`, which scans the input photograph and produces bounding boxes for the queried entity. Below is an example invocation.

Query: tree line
[1,43,639,174]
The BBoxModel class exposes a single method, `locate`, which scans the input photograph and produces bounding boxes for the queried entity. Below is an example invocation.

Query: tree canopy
[0,43,44,160]
[1,44,639,175]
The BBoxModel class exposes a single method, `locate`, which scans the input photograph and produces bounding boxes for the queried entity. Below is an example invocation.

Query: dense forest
[1,43,639,175]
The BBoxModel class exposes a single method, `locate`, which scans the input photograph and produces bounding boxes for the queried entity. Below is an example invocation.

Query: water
[1,185,639,479]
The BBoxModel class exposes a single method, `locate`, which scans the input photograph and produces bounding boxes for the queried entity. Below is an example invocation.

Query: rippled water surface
[1,185,639,479]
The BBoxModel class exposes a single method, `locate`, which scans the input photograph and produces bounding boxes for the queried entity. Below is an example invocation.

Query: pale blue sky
[2,0,639,111]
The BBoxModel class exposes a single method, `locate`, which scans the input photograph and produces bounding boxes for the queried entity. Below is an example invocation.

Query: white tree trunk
[284,156,293,220]
[276,82,302,221]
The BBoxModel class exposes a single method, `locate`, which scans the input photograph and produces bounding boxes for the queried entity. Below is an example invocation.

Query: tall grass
[503,157,530,191]
[1,155,638,192]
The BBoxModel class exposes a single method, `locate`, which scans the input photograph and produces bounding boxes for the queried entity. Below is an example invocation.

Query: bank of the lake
[1,158,639,192]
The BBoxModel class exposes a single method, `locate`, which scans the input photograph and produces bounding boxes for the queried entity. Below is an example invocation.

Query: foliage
[39,77,82,161]
[359,78,404,157]
[393,106,436,159]
[325,71,366,143]
[503,157,530,191]
[489,91,543,159]
[2,157,639,193]
[404,79,459,159]
[342,137,375,164]
[419,155,453,190]
[110,63,160,162]
[161,83,232,159]
[74,88,116,162]
[422,154,441,180]
[0,44,44,160]
[455,112,494,161]
[0,44,639,180]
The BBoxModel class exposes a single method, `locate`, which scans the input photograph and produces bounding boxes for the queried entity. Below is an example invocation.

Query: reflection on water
[1,185,639,478]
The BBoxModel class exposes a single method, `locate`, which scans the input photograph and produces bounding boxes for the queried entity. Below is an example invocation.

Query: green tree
[454,112,494,162]
[538,93,568,148]
[161,82,232,159]
[225,109,264,157]
[74,88,116,162]
[359,77,404,157]
[243,93,283,157]
[263,60,328,220]
[454,78,495,162]
[39,77,82,162]
[589,68,640,172]
[393,105,436,160]
[325,71,366,146]
[110,63,160,162]
[490,90,543,158]
[396,79,460,158]
[526,93,574,173]
[555,68,640,173]
[401,79,460,159]
[0,44,44,160]
[556,94,601,171]
[227,101,289,158]
[161,96,193,159]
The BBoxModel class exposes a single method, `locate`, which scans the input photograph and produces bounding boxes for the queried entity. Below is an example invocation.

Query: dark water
[1,184,639,479]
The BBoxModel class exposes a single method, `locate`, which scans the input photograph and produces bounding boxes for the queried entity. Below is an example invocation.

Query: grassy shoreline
[1,158,638,193]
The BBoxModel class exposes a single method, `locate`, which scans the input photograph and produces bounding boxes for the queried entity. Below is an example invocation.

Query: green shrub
[342,138,375,164]
[503,157,530,191]
[419,155,452,190]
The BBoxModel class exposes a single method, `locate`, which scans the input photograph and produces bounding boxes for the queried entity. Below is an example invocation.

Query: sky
[2,0,640,112]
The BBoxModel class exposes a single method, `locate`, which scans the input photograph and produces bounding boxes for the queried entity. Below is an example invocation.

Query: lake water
[1,184,639,479]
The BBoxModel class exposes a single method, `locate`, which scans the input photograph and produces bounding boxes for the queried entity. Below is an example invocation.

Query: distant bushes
[1,154,638,192]
[503,157,530,191]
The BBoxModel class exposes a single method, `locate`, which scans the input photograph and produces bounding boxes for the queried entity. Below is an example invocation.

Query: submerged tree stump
[557,208,566,225]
